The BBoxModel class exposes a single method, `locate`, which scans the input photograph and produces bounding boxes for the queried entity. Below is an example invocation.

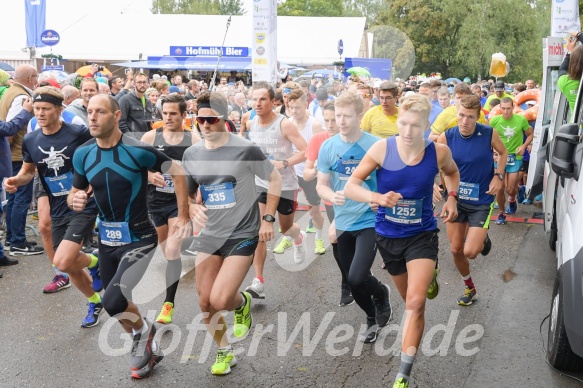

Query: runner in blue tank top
[345,94,460,388]
[438,95,508,306]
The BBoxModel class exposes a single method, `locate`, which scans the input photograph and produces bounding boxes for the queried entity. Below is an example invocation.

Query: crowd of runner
[0,65,539,386]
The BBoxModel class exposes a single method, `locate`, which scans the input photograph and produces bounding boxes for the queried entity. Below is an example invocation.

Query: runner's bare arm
[168,161,192,238]
[435,143,459,222]
[260,168,282,242]
[492,131,508,173]
[517,126,534,155]
[303,159,317,181]
[316,171,345,205]
[3,162,36,193]
[67,186,88,212]
[278,119,307,168]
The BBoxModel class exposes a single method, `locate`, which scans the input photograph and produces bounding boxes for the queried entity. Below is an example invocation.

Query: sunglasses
[282,87,292,94]
[196,116,223,125]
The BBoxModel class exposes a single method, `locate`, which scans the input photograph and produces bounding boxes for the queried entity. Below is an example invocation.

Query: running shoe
[373,284,393,327]
[234,292,252,338]
[339,283,354,307]
[81,302,103,328]
[245,277,265,299]
[0,256,18,266]
[427,267,440,300]
[517,185,526,203]
[131,349,163,379]
[43,274,71,293]
[278,227,282,233]
[495,212,506,225]
[481,234,492,256]
[9,242,43,256]
[493,203,499,209]
[293,231,307,264]
[306,218,316,233]
[505,200,517,214]
[315,238,325,255]
[522,198,532,205]
[156,302,174,324]
[211,348,237,375]
[273,238,293,254]
[130,320,157,372]
[535,193,543,201]
[393,377,409,388]
[358,317,379,343]
[457,287,477,306]
[88,252,103,292]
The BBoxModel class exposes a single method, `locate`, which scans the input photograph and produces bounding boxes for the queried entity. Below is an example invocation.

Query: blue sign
[42,65,64,71]
[25,0,47,47]
[338,39,344,56]
[170,46,249,57]
[40,29,60,46]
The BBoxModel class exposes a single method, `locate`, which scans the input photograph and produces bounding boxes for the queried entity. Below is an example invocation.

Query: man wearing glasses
[355,84,375,113]
[118,72,153,140]
[361,81,400,138]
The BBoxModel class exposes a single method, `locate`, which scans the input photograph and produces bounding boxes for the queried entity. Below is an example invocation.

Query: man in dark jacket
[118,72,153,139]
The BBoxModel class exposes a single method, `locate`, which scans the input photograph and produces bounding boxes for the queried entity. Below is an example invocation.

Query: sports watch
[496,173,504,181]
[262,214,276,222]
[282,160,289,169]
[448,191,459,201]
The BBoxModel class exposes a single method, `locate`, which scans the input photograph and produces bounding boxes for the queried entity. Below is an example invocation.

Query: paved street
[0,203,582,387]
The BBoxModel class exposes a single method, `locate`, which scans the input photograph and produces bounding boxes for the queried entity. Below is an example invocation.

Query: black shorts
[34,175,47,199]
[189,235,259,257]
[297,176,321,206]
[51,212,97,251]
[454,202,494,228]
[377,230,439,276]
[256,187,297,216]
[150,205,179,227]
[520,160,529,172]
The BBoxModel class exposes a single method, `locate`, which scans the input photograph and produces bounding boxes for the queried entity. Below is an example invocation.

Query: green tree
[277,0,344,17]
[152,0,245,15]
[219,0,246,15]
[342,0,383,27]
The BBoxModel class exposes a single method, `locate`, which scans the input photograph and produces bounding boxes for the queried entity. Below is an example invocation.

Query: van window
[543,69,559,126]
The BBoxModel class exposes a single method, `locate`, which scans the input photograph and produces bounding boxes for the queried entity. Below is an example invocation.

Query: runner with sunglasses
[141,93,200,324]
[182,91,281,375]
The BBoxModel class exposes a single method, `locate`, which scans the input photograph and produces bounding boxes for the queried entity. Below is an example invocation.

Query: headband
[197,100,227,118]
[33,93,64,107]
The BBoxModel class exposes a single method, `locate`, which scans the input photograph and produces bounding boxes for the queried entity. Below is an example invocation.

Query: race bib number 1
[98,220,131,246]
[44,171,73,197]
[385,199,423,224]
[200,182,236,209]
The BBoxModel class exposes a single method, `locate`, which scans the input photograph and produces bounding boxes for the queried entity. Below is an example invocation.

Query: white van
[531,37,583,371]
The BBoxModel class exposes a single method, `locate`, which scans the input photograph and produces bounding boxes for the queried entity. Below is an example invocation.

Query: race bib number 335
[200,182,236,209]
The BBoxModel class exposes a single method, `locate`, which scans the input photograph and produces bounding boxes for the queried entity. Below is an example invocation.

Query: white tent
[0,6,365,66]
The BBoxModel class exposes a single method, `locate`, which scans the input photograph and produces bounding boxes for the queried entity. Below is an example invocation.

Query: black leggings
[336,228,385,317]
[99,237,157,318]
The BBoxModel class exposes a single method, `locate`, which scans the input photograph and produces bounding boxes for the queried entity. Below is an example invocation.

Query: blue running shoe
[88,251,103,292]
[495,212,506,225]
[493,202,499,209]
[505,200,517,214]
[81,302,103,328]
[522,198,532,205]
[517,185,525,203]
[535,194,543,201]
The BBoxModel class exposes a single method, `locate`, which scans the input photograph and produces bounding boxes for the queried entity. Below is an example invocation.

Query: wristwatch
[282,160,289,169]
[262,214,276,222]
[496,173,504,181]
[448,191,459,201]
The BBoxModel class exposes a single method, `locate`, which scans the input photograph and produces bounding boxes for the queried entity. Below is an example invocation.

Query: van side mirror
[551,123,580,179]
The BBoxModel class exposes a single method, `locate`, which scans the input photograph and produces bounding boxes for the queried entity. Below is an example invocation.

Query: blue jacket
[0,109,32,178]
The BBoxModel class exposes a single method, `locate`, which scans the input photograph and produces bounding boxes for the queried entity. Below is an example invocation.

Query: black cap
[494,80,505,91]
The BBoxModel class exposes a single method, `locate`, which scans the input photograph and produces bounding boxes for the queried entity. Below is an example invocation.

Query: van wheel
[547,269,583,370]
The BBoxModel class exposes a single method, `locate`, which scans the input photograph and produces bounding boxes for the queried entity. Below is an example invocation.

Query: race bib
[44,172,73,197]
[98,220,131,246]
[336,159,368,181]
[200,182,236,209]
[459,182,479,201]
[385,199,423,224]
[156,173,175,194]
[507,154,516,166]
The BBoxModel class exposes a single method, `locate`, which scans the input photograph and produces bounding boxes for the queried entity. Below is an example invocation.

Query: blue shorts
[495,159,523,174]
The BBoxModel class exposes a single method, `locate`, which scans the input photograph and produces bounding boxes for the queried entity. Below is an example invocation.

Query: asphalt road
[1,202,582,387]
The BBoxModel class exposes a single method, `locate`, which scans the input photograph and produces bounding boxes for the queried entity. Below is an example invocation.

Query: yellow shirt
[430,106,486,136]
[361,105,399,138]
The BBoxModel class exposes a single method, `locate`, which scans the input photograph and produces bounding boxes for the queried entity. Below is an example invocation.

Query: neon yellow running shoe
[273,238,293,254]
[393,377,409,388]
[315,238,325,255]
[211,348,237,375]
[156,302,174,324]
[234,292,252,338]
[427,268,440,300]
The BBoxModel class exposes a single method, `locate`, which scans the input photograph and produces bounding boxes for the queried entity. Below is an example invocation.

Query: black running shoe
[481,234,491,256]
[9,242,43,256]
[339,283,354,307]
[358,317,379,343]
[373,284,393,327]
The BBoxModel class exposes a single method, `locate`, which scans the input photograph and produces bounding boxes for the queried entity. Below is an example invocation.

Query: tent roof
[1,9,365,65]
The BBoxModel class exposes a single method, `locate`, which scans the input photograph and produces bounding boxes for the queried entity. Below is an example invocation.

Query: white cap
[152,74,160,80]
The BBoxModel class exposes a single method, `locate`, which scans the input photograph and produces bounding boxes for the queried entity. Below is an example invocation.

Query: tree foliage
[152,0,246,15]
[374,0,550,82]
[277,0,344,17]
